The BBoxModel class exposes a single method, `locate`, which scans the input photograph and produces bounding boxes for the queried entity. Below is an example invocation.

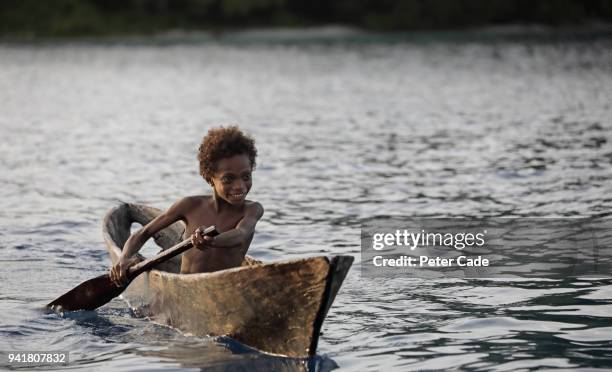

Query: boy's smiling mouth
[229,192,245,200]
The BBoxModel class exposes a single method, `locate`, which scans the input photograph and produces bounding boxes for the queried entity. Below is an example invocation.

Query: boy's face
[210,154,253,206]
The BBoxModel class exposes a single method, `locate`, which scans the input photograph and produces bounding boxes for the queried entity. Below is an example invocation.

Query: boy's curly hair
[198,126,257,184]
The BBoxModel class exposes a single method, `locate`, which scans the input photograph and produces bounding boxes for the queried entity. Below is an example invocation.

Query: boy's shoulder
[243,200,264,218]
[171,195,263,218]
[173,195,212,212]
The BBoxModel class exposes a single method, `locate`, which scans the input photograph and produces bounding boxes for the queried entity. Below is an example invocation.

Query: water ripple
[1,36,611,371]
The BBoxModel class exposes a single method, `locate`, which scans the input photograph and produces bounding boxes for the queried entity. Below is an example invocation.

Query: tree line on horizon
[1,0,611,38]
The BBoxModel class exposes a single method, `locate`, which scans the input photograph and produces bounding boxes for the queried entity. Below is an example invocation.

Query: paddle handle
[126,225,218,279]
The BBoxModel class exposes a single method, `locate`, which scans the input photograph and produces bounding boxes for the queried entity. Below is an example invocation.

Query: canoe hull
[103,203,353,358]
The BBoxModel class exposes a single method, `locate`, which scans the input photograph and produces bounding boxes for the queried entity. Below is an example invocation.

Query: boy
[109,126,264,286]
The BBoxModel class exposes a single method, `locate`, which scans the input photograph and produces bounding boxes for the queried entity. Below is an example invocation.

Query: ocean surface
[1,28,612,371]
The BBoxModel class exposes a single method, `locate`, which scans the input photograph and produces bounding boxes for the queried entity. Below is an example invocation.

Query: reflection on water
[1,31,611,370]
[136,339,337,372]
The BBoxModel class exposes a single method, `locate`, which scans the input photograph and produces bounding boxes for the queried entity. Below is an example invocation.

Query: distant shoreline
[2,23,612,45]
[3,0,612,42]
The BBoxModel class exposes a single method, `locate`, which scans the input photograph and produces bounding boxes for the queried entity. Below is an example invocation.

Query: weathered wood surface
[103,203,353,357]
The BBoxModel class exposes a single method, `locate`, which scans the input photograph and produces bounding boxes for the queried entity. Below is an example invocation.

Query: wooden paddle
[47,226,218,312]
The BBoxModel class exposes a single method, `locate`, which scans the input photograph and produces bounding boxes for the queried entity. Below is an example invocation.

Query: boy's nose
[233,180,246,191]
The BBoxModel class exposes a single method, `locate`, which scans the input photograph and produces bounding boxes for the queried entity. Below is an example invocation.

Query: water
[1,30,612,371]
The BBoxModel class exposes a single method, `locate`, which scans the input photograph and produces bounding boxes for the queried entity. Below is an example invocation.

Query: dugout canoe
[103,203,353,358]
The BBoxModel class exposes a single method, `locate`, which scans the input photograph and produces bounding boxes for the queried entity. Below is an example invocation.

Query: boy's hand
[109,255,140,287]
[192,226,215,250]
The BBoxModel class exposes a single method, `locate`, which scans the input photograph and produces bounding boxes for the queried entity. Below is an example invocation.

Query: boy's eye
[221,176,233,184]
[242,173,252,181]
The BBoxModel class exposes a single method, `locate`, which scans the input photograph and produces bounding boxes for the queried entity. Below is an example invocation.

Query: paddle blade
[47,274,127,312]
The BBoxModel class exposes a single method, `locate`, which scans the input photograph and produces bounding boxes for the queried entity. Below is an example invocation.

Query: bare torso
[109,152,263,287]
[179,195,255,274]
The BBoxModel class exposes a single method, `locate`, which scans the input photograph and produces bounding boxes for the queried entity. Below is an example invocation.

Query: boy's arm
[195,202,264,249]
[110,198,190,285]
[121,198,189,258]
